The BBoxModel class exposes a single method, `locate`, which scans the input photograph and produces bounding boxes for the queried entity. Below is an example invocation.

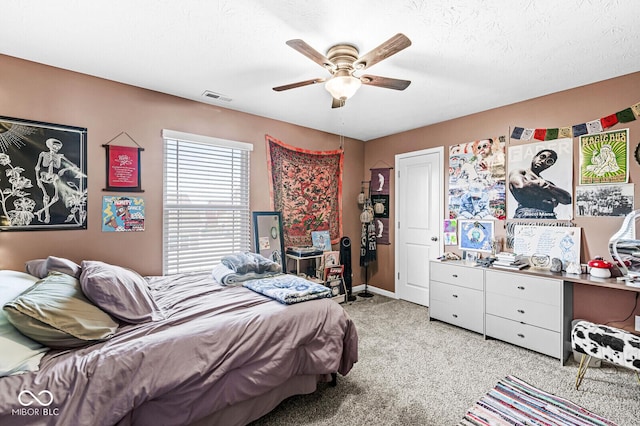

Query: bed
[0,257,358,426]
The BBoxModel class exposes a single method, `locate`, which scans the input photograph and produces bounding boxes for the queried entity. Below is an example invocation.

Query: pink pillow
[25,256,81,279]
[79,261,163,324]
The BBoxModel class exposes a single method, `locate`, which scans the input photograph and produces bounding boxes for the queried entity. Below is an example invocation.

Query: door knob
[430,236,438,241]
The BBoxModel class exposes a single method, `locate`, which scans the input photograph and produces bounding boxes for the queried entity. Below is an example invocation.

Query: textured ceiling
[1,0,639,141]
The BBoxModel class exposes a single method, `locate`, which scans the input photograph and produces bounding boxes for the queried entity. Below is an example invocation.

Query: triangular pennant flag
[586,119,603,134]
[600,114,619,129]
[521,129,534,141]
[533,129,547,140]
[511,127,525,140]
[631,102,640,118]
[559,127,573,138]
[617,108,637,123]
[572,123,588,137]
[544,128,559,140]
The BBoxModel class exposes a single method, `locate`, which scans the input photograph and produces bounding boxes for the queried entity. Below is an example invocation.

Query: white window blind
[162,130,253,275]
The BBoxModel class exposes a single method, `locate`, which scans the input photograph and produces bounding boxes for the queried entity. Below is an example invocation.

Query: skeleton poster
[0,116,87,230]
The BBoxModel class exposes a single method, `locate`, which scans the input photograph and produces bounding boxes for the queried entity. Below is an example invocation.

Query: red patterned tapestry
[266,135,343,247]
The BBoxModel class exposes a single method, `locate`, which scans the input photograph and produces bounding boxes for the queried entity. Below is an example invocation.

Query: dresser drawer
[485,270,561,305]
[486,314,560,359]
[485,292,561,332]
[430,300,483,334]
[431,281,483,305]
[430,262,483,291]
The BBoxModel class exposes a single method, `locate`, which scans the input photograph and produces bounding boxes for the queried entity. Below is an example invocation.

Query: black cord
[605,292,639,326]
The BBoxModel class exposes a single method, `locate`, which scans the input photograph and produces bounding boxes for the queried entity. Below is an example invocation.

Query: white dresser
[429,262,484,334]
[485,270,572,362]
[428,261,573,364]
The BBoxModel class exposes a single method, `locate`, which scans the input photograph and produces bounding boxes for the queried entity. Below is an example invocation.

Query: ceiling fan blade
[286,39,336,72]
[273,78,326,92]
[331,97,345,109]
[353,33,412,71]
[360,75,411,90]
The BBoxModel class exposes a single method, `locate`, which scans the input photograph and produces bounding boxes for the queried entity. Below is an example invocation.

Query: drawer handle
[452,274,458,278]
[452,314,458,318]
[517,286,525,290]
[517,309,525,314]
[452,294,458,298]
[517,333,525,338]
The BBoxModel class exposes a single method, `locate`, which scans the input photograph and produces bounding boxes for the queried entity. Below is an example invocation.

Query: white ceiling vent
[202,90,232,102]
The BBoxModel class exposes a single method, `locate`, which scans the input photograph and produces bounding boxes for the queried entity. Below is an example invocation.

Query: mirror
[609,208,640,278]
[252,211,286,273]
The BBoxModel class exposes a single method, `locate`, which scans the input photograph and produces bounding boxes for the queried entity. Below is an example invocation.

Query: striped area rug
[459,375,617,426]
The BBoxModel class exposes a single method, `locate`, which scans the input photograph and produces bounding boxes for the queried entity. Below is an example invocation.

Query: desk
[513,267,640,293]
[285,253,323,277]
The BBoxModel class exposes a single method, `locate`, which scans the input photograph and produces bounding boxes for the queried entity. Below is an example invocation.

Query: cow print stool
[571,320,640,389]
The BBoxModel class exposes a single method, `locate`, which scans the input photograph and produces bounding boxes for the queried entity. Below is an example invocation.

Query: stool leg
[636,371,640,385]
[575,354,591,390]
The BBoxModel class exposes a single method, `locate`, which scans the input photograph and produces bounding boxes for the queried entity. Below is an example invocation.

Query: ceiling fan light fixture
[325,74,362,100]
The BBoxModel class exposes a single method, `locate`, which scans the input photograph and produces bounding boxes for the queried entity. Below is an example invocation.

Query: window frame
[162,129,253,275]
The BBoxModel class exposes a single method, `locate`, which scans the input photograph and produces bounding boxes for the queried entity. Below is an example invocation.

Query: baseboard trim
[351,284,397,299]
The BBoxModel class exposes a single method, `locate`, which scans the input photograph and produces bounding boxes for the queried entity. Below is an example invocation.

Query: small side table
[285,253,324,277]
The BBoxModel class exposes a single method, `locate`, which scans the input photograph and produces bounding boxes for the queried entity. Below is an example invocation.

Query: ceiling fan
[272,33,412,108]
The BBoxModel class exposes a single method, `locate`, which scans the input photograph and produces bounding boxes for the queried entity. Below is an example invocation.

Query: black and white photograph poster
[507,138,573,220]
[575,183,634,217]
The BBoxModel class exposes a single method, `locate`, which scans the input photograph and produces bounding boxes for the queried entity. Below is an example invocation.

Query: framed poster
[458,219,494,253]
[102,196,145,232]
[0,115,87,231]
[311,230,331,251]
[579,129,628,185]
[104,143,143,192]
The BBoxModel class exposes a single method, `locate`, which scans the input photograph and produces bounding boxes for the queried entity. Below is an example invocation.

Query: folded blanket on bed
[243,274,331,304]
[221,252,282,275]
[211,263,281,286]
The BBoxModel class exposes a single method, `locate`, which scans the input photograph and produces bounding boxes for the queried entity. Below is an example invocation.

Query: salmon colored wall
[0,54,364,282]
[364,71,640,330]
[2,53,639,328]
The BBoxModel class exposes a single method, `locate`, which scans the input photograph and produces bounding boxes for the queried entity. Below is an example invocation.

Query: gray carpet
[251,296,640,425]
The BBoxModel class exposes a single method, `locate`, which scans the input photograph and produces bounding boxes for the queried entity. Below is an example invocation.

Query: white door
[395,148,443,306]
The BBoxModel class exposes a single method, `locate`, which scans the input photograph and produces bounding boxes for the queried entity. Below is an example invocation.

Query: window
[162,130,253,275]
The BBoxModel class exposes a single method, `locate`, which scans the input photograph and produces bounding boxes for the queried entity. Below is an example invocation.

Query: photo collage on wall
[446,136,506,252]
[444,126,635,258]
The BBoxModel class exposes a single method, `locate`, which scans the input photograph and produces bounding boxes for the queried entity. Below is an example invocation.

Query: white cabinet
[429,262,484,334]
[428,262,573,364]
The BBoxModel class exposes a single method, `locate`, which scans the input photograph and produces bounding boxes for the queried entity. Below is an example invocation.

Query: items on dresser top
[492,252,529,270]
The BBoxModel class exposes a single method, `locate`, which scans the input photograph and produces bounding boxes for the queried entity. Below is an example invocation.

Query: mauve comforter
[0,272,358,425]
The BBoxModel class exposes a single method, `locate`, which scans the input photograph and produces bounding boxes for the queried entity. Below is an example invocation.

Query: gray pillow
[3,272,118,348]
[80,260,163,324]
[25,256,82,279]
